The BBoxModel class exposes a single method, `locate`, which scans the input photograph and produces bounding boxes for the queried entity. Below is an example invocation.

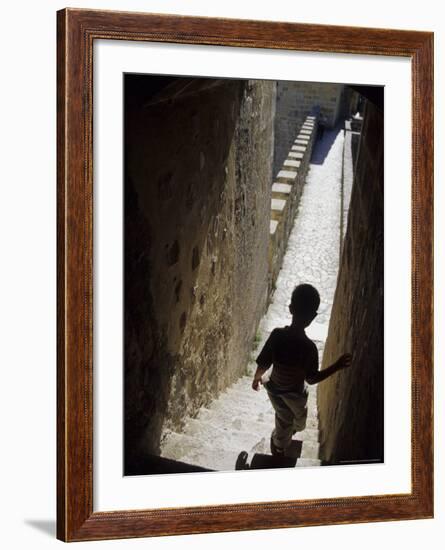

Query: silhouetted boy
[252,284,351,455]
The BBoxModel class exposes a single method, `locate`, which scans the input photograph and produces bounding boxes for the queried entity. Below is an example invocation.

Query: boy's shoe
[270,435,285,456]
[235,451,249,470]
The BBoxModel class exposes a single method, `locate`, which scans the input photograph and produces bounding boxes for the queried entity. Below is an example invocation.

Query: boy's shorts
[266,387,308,450]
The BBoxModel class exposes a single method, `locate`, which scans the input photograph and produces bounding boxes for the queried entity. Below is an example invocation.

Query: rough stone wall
[316,99,384,464]
[273,81,345,175]
[124,76,274,465]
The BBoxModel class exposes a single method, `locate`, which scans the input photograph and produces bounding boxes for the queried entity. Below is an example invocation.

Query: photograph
[123,74,384,476]
[54,7,433,541]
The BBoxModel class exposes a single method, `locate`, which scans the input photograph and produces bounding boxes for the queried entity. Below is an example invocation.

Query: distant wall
[273,81,345,175]
[124,76,275,465]
[316,99,384,464]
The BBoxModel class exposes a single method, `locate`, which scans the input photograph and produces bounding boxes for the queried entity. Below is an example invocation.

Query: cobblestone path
[161,127,346,471]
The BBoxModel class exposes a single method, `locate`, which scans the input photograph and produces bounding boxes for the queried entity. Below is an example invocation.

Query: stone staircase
[160,350,321,471]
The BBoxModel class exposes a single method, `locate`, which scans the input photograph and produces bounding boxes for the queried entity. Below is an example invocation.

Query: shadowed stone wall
[317,99,384,465]
[124,76,274,466]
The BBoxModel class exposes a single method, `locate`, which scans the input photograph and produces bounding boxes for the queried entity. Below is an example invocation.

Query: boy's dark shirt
[256,326,319,395]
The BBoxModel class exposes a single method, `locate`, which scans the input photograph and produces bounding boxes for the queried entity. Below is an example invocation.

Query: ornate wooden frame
[57,8,433,542]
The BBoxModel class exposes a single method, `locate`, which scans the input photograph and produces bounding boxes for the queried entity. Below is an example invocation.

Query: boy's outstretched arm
[306,353,352,385]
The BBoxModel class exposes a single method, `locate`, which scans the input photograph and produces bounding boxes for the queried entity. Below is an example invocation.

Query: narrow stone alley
[161,125,347,471]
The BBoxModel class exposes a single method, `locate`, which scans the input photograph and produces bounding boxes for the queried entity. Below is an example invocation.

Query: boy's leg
[281,391,308,433]
[267,391,295,451]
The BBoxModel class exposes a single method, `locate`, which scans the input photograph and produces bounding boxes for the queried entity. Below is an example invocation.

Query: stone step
[197,400,319,435]
[198,406,274,429]
[187,414,274,436]
[307,395,318,408]
[296,458,321,467]
[226,382,318,412]
[162,430,320,471]
[161,432,206,461]
[219,387,272,414]
[293,428,319,442]
[300,440,320,459]
[162,393,320,468]
[212,393,274,417]
[226,378,318,401]
[183,418,272,451]
[302,416,319,430]
[223,378,270,395]
[211,398,273,417]
[181,447,245,471]
[200,396,274,420]
[161,431,254,460]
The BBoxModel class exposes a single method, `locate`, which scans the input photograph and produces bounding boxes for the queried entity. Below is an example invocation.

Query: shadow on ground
[311,126,343,165]
[24,519,56,538]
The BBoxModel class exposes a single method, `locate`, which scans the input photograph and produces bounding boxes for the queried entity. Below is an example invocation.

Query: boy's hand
[252,366,268,391]
[335,353,352,370]
[252,377,263,391]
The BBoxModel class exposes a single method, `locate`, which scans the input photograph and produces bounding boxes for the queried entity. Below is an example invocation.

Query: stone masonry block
[294,139,309,146]
[272,183,292,194]
[271,198,286,212]
[291,145,306,152]
[288,151,304,160]
[284,159,301,169]
[277,170,297,182]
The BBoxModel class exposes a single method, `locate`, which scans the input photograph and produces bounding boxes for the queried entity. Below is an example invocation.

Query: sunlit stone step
[289,151,304,160]
[300,440,320,459]
[271,198,286,212]
[277,169,298,182]
[270,219,279,235]
[295,458,321,467]
[272,182,292,195]
[283,159,301,169]
[292,144,306,152]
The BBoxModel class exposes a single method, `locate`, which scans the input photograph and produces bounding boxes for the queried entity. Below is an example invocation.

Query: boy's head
[289,284,320,327]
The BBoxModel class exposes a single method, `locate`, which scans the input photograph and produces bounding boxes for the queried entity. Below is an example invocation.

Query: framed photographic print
[57,8,433,542]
